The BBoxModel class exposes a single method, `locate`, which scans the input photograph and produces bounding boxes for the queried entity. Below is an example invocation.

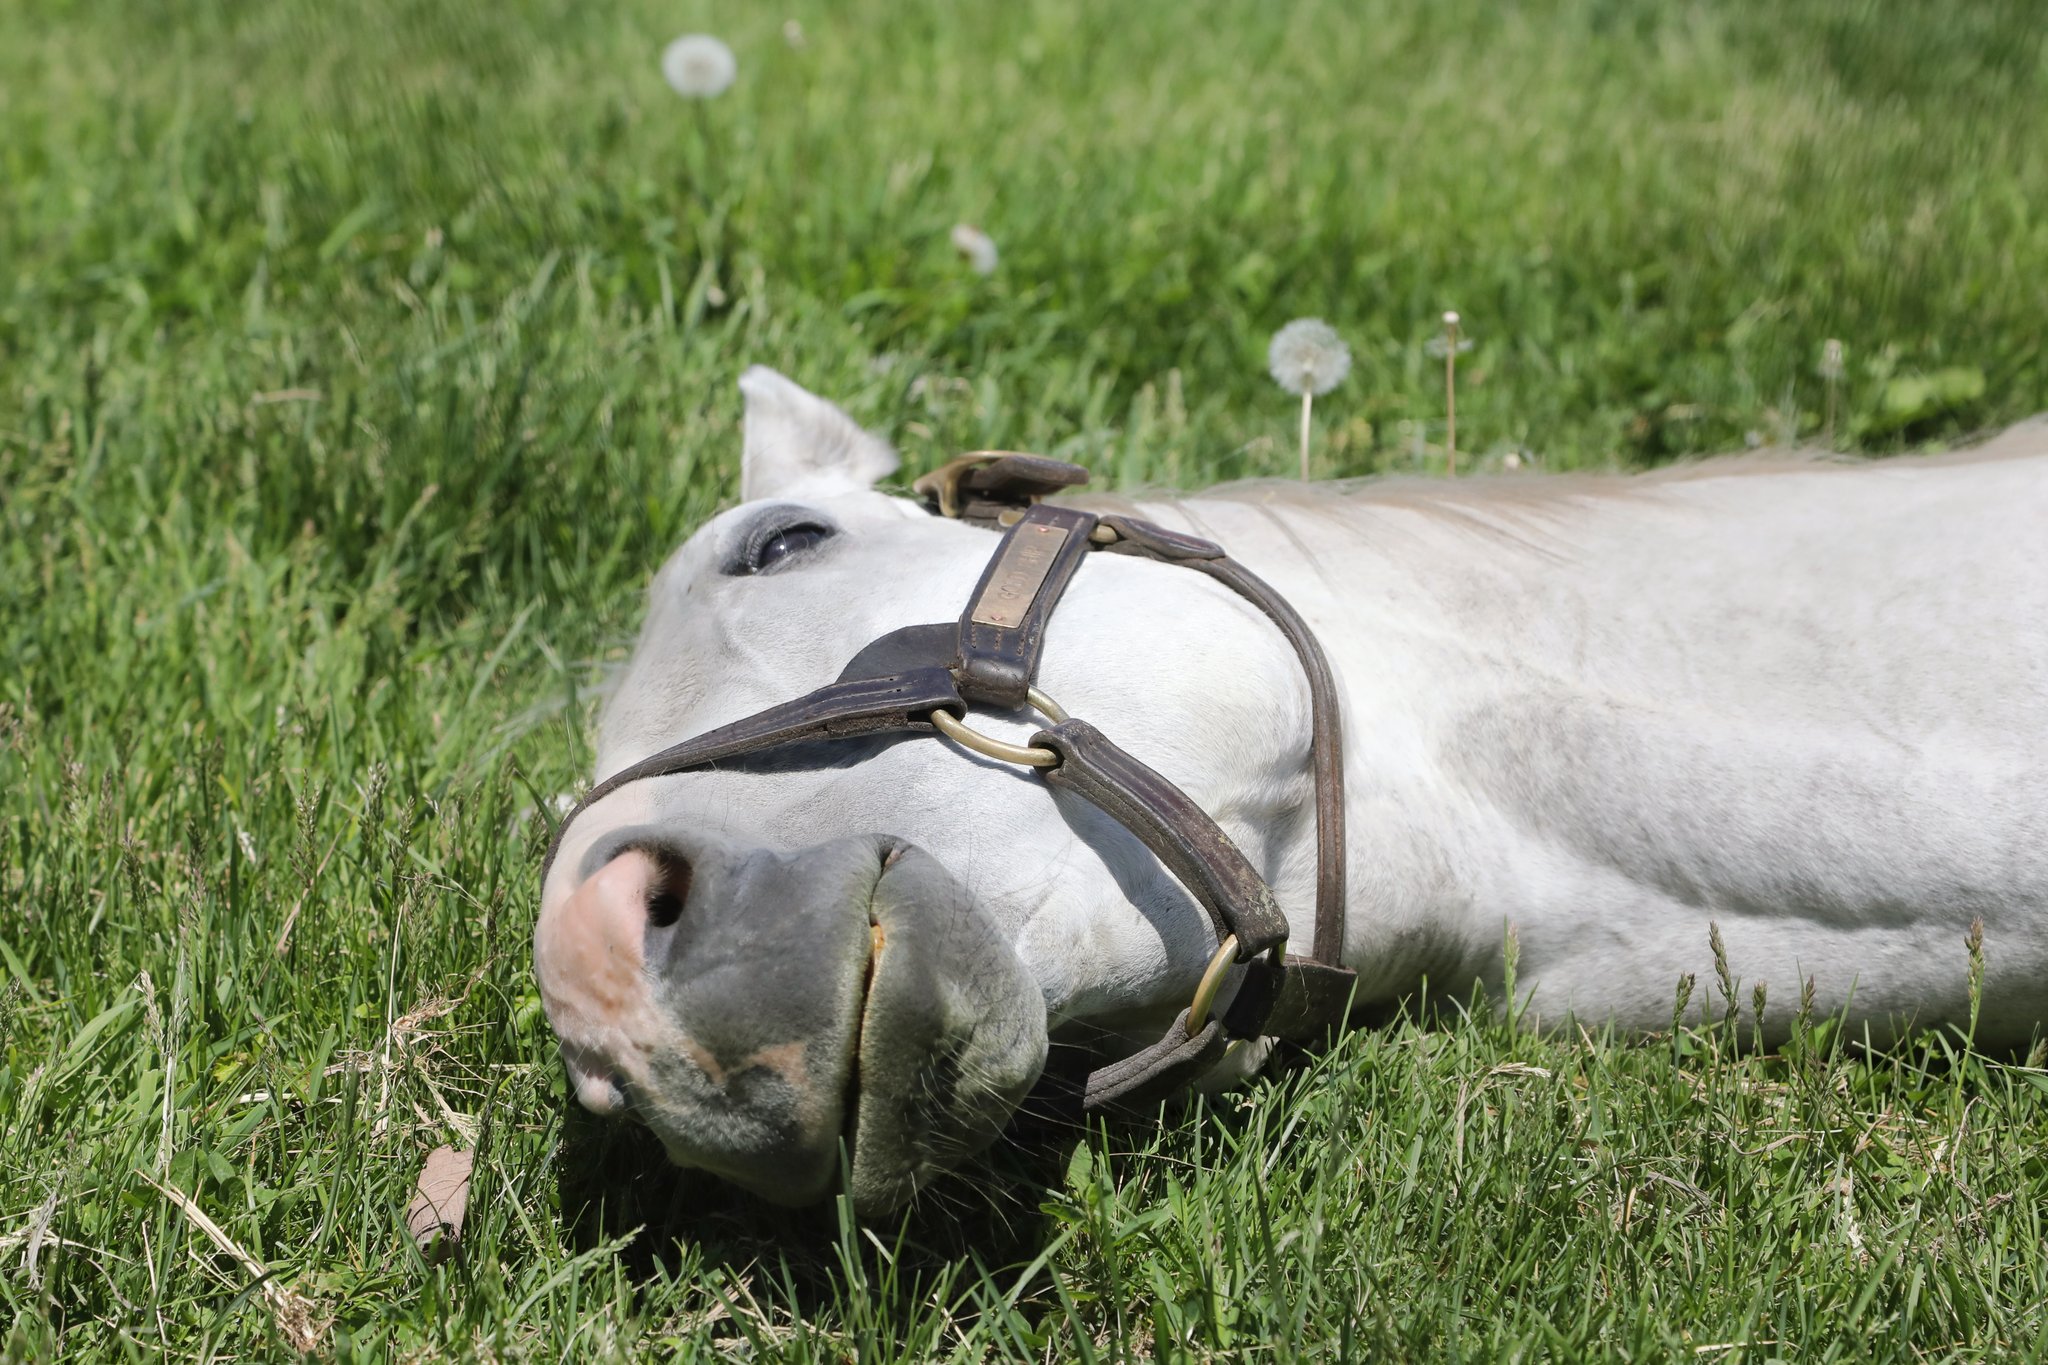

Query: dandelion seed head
[782,19,806,49]
[1819,338,1845,381]
[661,34,737,99]
[1267,318,1351,396]
[950,223,999,275]
[1443,310,1460,328]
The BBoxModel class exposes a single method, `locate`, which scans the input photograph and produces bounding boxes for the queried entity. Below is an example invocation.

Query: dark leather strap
[1221,954,1288,1034]
[539,666,963,884]
[1082,954,1310,1111]
[915,452,1092,525]
[1264,957,1359,1040]
[1083,1009,1227,1110]
[1097,514,1226,563]
[1103,518,1350,966]
[834,622,956,680]
[1034,718,1290,958]
[1187,558,1349,966]
[953,503,1099,707]
[1081,958,1348,1109]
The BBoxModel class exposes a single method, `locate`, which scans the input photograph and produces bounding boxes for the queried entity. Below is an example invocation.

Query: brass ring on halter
[1186,934,1241,1036]
[930,687,1069,768]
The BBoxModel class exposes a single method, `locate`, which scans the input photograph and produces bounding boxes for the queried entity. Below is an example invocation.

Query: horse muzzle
[533,830,1047,1212]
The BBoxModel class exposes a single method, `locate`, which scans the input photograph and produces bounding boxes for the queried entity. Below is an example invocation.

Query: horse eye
[744,522,834,573]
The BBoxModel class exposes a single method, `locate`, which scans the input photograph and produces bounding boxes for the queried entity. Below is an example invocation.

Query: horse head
[534,368,1320,1212]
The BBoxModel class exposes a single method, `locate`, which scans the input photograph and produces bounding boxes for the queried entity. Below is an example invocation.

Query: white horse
[536,368,2048,1212]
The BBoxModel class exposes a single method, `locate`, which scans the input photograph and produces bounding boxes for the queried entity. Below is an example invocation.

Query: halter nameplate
[970,521,1072,628]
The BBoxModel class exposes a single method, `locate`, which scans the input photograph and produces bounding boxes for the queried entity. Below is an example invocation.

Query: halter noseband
[542,453,1355,1109]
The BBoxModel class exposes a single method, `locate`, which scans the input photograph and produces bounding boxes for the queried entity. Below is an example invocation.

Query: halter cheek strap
[541,453,1357,1112]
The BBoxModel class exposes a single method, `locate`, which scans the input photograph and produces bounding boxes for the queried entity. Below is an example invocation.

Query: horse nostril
[643,848,691,929]
[572,1065,632,1117]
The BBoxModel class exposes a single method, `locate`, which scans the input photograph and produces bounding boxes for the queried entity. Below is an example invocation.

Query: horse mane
[1068,416,2048,554]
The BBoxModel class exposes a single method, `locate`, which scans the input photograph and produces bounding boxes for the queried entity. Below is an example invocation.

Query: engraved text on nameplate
[970,522,1071,629]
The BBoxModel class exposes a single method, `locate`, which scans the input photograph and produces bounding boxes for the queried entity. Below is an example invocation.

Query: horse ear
[738,366,899,501]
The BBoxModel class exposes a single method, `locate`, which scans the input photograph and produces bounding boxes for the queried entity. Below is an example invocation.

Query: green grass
[4,0,2047,1357]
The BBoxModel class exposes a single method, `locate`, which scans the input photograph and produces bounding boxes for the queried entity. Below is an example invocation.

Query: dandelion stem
[1442,313,1460,478]
[1299,390,1314,482]
[1445,355,1457,477]
[1820,339,1845,449]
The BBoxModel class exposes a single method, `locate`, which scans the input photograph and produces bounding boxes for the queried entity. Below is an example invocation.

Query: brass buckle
[913,453,1015,520]
[1187,935,1241,1035]
[913,450,1091,521]
[930,687,1068,768]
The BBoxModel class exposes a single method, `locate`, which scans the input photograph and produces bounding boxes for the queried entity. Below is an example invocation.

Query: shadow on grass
[548,996,1451,1297]
[552,989,2046,1311]
[553,1041,1107,1304]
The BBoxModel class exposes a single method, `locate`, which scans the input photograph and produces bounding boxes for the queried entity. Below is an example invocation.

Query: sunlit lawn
[4,0,2046,1357]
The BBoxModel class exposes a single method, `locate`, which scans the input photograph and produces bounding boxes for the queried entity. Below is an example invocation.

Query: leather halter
[542,452,1356,1110]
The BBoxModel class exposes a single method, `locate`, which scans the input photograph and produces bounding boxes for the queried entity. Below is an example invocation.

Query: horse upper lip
[839,848,896,1180]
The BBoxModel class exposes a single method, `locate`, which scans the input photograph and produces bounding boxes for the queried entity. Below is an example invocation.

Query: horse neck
[1111,452,2048,1002]
[1111,476,1641,734]
[1114,448,2048,1002]
[1107,482,1577,986]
